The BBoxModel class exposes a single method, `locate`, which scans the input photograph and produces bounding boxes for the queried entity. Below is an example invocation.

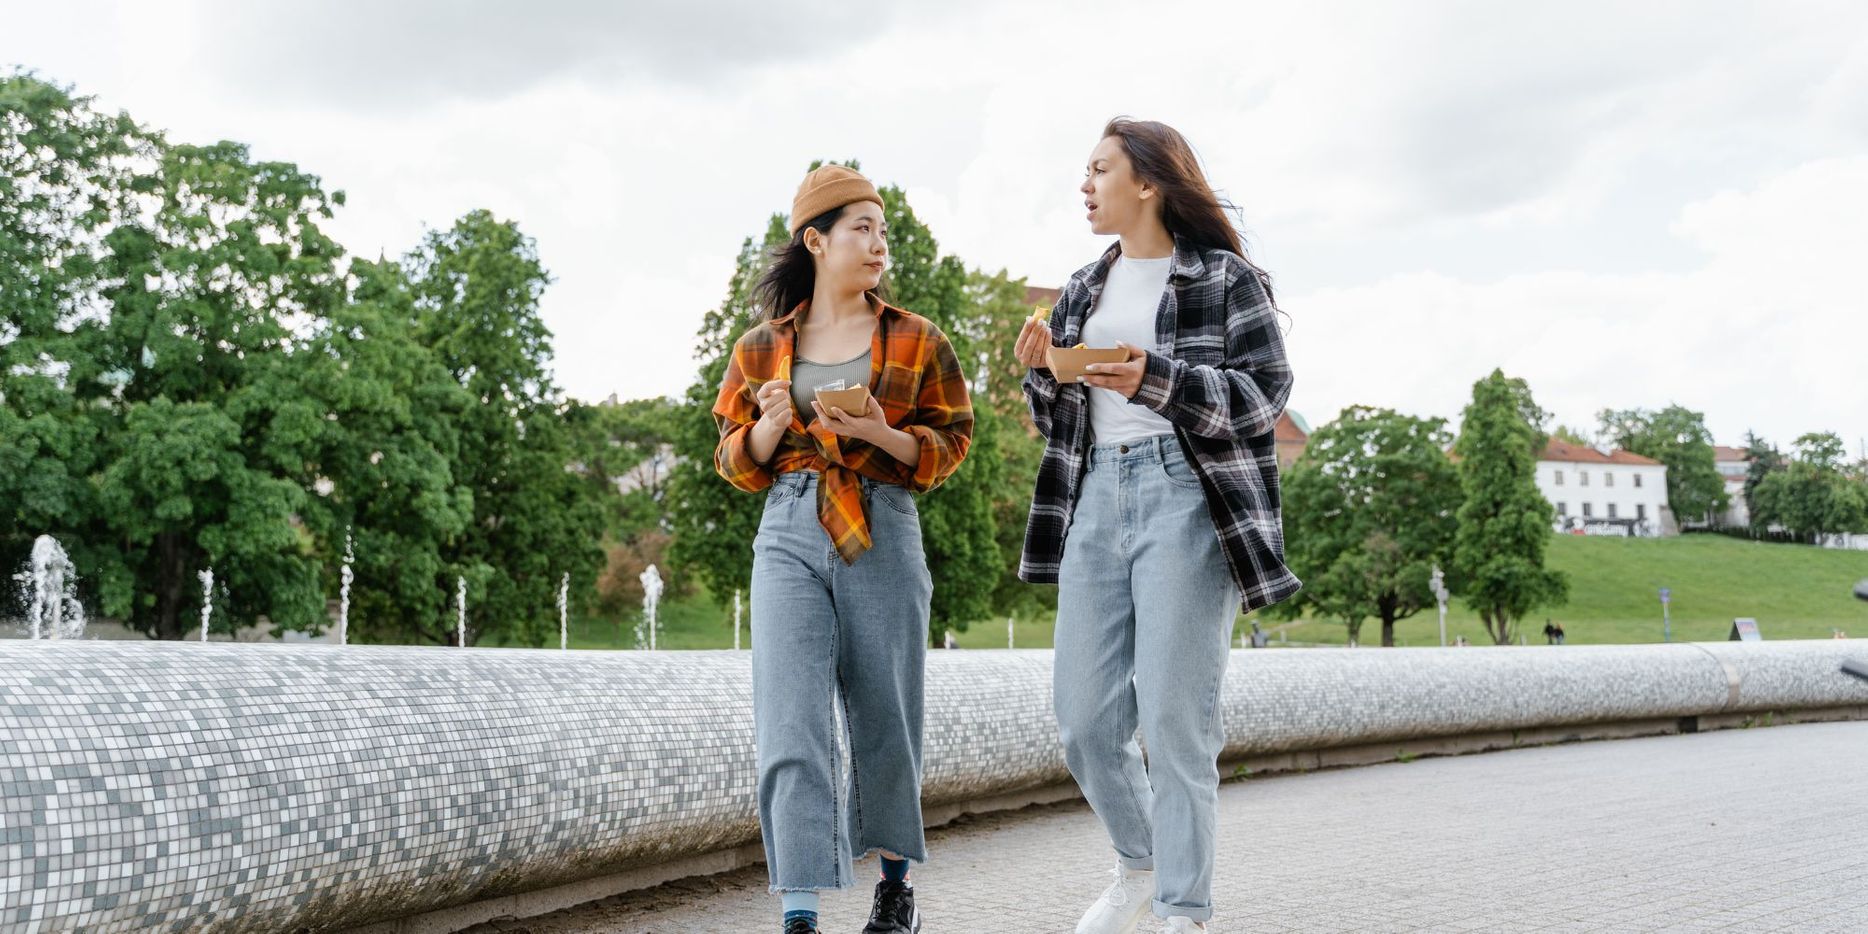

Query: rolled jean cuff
[857,844,927,864]
[1155,899,1214,923]
[1119,852,1155,872]
[770,883,847,894]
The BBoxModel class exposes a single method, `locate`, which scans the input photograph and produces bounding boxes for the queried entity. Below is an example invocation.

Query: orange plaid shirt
[713,296,974,564]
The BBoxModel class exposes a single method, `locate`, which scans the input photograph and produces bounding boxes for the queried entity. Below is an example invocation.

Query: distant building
[1712,444,1751,527]
[1534,440,1673,537]
[1275,411,1310,470]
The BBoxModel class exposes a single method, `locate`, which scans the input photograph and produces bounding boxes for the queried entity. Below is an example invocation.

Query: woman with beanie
[1014,119,1300,933]
[714,165,973,934]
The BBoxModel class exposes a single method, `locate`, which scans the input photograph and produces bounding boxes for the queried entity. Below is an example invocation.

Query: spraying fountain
[456,576,467,647]
[733,589,742,651]
[339,530,354,645]
[17,535,86,639]
[558,573,569,651]
[639,564,663,651]
[197,569,213,642]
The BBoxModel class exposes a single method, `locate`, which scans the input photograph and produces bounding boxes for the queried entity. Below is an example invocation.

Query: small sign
[1729,618,1761,642]
[1659,587,1671,605]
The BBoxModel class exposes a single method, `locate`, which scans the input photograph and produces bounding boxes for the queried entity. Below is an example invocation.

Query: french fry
[1030,304,1052,323]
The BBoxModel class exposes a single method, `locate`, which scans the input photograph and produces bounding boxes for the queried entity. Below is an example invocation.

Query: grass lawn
[1271,533,1868,647]
[533,534,1868,651]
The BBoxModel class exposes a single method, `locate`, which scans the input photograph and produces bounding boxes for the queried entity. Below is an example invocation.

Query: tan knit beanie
[789,165,884,236]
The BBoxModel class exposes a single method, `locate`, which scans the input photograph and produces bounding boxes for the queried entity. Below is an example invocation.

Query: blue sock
[781,891,819,928]
[880,856,910,883]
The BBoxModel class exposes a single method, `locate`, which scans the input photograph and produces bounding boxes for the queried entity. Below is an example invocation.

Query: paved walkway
[467,721,1868,932]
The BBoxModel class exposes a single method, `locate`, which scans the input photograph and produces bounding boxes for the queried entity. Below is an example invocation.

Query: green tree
[965,268,1052,621]
[6,75,604,646]
[567,394,689,618]
[1741,430,1785,525]
[1453,370,1568,644]
[290,257,476,644]
[404,210,606,646]
[1751,432,1868,542]
[0,73,148,617]
[82,136,349,639]
[1550,424,1593,446]
[1596,404,1728,525]
[567,395,683,541]
[1278,406,1463,646]
[872,182,999,637]
[666,217,786,604]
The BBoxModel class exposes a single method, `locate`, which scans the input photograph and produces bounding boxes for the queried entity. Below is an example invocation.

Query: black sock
[880,856,909,884]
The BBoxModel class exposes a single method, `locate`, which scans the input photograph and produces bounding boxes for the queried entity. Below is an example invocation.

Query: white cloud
[4,0,1864,447]
[195,0,933,110]
[1284,155,1868,447]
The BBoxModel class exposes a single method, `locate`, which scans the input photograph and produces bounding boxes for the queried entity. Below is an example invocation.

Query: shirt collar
[1087,233,1209,289]
[770,291,888,328]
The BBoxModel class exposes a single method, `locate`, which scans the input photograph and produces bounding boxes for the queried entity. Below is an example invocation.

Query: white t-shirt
[1080,253,1175,444]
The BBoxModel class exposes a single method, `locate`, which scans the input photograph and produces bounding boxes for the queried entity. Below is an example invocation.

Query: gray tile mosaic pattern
[3,640,1865,932]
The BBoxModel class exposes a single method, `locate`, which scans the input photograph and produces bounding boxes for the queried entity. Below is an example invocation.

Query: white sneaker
[1158,918,1206,933]
[1074,862,1156,934]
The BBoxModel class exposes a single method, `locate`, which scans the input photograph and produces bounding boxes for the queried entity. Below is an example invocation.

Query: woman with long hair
[1014,119,1300,933]
[713,164,973,934]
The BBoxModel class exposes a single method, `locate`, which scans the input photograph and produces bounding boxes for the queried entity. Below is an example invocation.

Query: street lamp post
[1660,587,1671,643]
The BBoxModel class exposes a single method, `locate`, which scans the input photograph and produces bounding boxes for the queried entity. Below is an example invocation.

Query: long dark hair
[752,206,890,321]
[1103,116,1276,304]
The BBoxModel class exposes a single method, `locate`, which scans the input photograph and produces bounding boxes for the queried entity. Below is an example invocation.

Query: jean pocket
[765,483,799,511]
[1160,452,1204,491]
[870,483,918,516]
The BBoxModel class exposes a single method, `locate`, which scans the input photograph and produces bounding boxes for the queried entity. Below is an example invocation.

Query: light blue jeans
[1053,435,1240,923]
[751,470,932,892]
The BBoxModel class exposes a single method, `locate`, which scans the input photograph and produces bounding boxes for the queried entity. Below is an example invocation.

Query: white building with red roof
[1536,439,1674,537]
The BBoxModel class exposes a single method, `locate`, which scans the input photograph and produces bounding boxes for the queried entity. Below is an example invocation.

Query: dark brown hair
[1103,116,1276,303]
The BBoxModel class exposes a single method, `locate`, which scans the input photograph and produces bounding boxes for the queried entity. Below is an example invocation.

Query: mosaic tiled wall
[3,640,1865,932]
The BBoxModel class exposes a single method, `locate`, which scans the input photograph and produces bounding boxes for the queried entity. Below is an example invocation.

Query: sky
[6,0,1865,451]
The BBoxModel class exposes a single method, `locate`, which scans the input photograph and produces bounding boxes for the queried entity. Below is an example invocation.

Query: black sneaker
[783,916,819,934]
[863,879,921,933]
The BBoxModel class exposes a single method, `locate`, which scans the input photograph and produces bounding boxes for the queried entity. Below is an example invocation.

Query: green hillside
[1265,533,1868,647]
[530,534,1868,651]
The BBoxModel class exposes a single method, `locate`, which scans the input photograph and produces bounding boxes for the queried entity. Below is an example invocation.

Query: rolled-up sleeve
[1022,365,1060,441]
[1130,265,1292,441]
[897,328,973,493]
[711,342,775,493]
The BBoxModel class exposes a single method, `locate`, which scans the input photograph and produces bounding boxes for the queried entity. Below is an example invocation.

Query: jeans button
[1118,444,1129,454]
